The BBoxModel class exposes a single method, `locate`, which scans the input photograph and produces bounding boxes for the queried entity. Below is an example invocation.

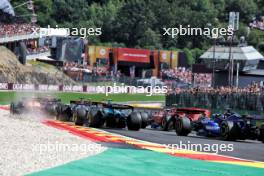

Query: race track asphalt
[103,127,264,162]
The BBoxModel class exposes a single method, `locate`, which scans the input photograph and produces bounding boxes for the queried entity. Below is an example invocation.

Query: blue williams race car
[175,110,264,142]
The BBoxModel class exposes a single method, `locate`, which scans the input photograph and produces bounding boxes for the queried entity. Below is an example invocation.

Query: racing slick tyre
[10,102,15,115]
[88,109,105,128]
[127,112,142,131]
[175,116,191,136]
[105,115,117,128]
[220,121,240,141]
[75,108,88,126]
[116,115,127,128]
[140,112,150,129]
[259,124,264,143]
[56,105,71,122]
[45,104,59,116]
[162,115,175,131]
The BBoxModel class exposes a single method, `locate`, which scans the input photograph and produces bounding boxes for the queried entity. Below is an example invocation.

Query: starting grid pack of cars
[10,97,264,143]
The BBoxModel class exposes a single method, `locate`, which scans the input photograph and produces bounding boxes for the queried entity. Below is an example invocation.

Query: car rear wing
[103,103,134,110]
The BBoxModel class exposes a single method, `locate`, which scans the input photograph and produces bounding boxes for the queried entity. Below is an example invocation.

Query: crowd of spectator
[193,73,212,87]
[27,46,49,55]
[166,83,264,112]
[0,23,37,37]
[63,62,87,81]
[63,62,88,72]
[249,20,264,31]
[161,67,212,87]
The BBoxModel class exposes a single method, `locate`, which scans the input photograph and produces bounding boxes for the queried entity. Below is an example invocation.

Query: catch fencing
[166,92,264,113]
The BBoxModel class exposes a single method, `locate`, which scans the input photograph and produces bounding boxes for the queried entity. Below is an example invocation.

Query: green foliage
[12,0,264,53]
[248,30,261,46]
[225,0,257,22]
[258,42,264,55]
[113,0,156,47]
[191,48,204,63]
[183,48,194,65]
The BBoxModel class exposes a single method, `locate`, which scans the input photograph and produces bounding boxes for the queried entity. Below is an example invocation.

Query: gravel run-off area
[0,108,107,176]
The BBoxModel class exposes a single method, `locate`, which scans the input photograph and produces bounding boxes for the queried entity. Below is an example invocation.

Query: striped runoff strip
[43,120,264,169]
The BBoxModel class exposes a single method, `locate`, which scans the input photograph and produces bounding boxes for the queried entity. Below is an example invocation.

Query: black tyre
[259,124,264,143]
[105,115,117,128]
[127,112,142,131]
[162,116,174,131]
[56,105,71,122]
[10,102,15,115]
[88,109,105,128]
[116,115,126,128]
[220,121,240,141]
[46,104,58,116]
[175,116,191,136]
[140,112,149,129]
[75,108,87,126]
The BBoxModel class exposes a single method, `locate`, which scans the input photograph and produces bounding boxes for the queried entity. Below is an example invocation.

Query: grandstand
[0,1,50,65]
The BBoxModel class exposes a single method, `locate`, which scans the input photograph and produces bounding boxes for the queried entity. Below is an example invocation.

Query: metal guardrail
[0,33,44,43]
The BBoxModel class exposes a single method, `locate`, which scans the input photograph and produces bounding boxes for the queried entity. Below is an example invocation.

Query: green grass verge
[29,148,264,176]
[0,91,165,105]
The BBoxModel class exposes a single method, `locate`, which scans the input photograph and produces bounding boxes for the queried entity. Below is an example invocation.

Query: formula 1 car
[175,110,264,142]
[56,99,149,131]
[150,106,210,131]
[10,97,62,116]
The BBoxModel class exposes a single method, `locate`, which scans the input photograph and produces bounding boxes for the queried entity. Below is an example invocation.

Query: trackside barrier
[0,83,98,93]
[0,83,157,94]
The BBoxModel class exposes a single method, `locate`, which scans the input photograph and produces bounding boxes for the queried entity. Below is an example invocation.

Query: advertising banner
[13,84,35,90]
[159,50,171,64]
[171,51,178,68]
[0,83,8,90]
[117,48,150,63]
[95,47,110,59]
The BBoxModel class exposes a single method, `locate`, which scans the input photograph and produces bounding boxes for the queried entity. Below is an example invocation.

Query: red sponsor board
[116,48,150,63]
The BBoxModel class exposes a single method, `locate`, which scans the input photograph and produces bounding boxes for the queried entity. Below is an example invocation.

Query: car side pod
[175,116,192,136]
[127,112,142,131]
[220,121,240,141]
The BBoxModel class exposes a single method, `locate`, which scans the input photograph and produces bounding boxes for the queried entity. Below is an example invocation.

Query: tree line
[13,0,264,63]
